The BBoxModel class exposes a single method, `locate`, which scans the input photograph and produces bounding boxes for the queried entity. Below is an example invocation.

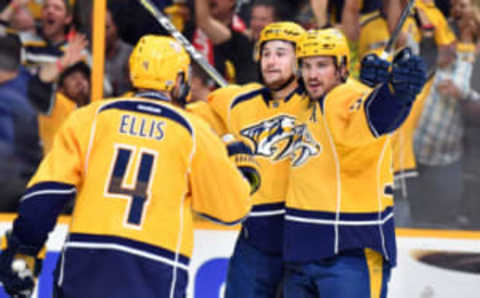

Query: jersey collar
[135,91,171,102]
[261,82,305,106]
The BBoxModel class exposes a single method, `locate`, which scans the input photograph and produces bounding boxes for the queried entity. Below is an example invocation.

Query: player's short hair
[0,32,22,71]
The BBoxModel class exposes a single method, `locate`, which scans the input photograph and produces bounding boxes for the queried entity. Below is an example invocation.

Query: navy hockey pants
[283,248,391,298]
[224,234,283,298]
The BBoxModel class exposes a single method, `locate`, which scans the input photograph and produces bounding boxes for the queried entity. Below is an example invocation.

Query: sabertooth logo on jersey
[240,115,321,167]
[289,124,322,167]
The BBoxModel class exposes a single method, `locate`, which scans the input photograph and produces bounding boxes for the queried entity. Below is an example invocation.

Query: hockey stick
[380,0,416,59]
[138,0,228,87]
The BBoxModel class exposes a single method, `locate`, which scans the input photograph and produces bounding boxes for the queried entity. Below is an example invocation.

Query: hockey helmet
[255,22,306,61]
[129,35,191,94]
[297,29,350,70]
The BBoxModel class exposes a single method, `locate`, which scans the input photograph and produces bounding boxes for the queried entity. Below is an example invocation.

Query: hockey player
[283,29,426,298]
[0,35,260,298]
[203,22,308,298]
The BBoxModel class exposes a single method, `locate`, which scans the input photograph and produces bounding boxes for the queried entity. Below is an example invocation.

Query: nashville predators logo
[240,116,321,167]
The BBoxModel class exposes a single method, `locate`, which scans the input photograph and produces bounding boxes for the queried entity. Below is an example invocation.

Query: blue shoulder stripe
[99,100,193,135]
[230,88,268,110]
[284,84,305,103]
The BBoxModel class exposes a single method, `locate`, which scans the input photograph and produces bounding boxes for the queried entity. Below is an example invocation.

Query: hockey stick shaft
[138,0,228,87]
[381,0,416,59]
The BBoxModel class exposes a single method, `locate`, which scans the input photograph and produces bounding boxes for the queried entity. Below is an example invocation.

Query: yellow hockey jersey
[208,83,310,253]
[38,92,77,154]
[11,92,251,296]
[186,100,228,136]
[285,79,397,265]
[186,85,246,137]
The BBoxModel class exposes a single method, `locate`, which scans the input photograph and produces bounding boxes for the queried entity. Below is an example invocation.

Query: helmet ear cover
[173,70,191,107]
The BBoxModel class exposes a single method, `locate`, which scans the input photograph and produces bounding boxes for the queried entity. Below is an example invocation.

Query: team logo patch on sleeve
[240,115,321,166]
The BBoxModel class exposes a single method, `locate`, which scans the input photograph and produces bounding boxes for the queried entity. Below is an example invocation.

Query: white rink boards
[0,215,479,298]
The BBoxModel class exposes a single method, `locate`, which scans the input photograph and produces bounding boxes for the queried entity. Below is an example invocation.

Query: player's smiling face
[301,56,341,100]
[260,40,296,89]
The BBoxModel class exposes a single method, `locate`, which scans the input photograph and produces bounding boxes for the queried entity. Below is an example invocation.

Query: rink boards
[0,215,479,298]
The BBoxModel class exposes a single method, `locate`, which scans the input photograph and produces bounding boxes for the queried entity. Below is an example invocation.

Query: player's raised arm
[360,47,427,137]
[297,29,426,148]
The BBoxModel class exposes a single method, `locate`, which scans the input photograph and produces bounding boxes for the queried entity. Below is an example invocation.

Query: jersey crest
[240,115,320,166]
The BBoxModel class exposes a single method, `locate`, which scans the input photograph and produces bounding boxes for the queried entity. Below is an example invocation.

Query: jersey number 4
[106,145,157,228]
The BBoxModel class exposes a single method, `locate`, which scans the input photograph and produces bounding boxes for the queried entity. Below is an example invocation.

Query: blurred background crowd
[0,0,479,230]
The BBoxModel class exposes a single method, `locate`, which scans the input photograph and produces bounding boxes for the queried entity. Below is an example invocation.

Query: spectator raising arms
[38,61,90,155]
[410,0,478,228]
[192,0,257,84]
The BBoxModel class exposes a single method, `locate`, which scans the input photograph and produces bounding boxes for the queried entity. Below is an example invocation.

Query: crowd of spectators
[0,0,479,230]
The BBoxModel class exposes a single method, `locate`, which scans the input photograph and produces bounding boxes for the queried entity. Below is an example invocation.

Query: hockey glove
[360,53,391,87]
[0,231,44,298]
[390,47,427,104]
[224,135,261,195]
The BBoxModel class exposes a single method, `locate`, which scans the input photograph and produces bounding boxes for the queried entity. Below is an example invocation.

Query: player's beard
[263,71,296,91]
[263,62,297,91]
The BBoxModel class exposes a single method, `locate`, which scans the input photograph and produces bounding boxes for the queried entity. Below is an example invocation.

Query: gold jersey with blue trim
[207,82,310,253]
[285,79,397,265]
[186,85,246,137]
[186,100,228,135]
[11,93,251,297]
